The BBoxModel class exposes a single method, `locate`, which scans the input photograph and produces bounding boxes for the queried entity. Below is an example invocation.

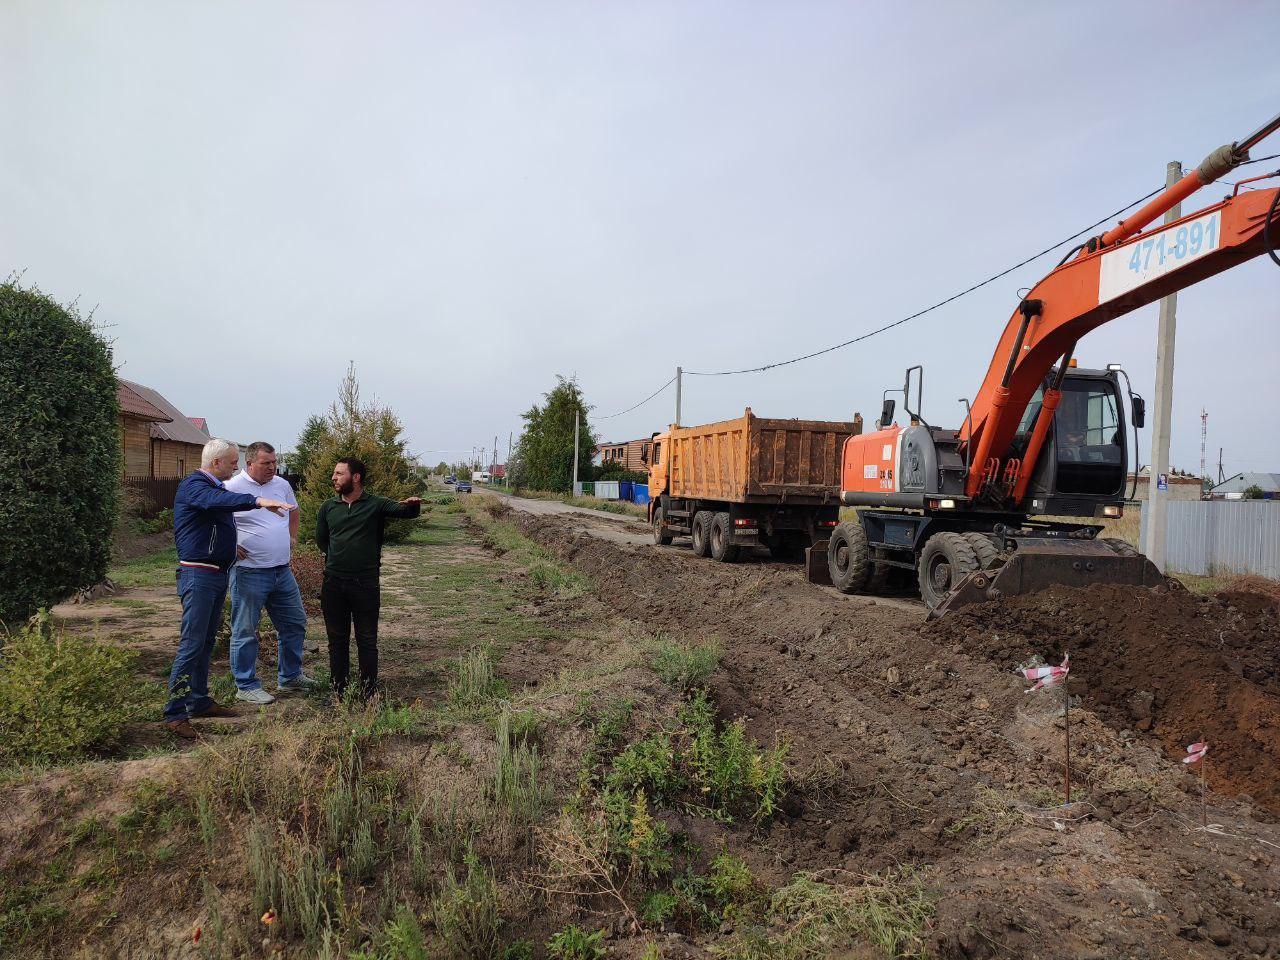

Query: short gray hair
[245,441,276,464]
[201,437,238,468]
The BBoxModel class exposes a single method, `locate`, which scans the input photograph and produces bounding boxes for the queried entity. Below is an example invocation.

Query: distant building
[597,437,651,473]
[1124,468,1203,502]
[117,379,228,478]
[1210,472,1280,498]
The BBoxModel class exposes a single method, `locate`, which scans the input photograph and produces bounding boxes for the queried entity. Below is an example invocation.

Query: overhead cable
[591,375,677,421]
[684,184,1177,377]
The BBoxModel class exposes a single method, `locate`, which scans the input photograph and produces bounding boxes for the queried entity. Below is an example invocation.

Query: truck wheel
[709,512,739,562]
[691,511,714,557]
[961,532,1001,570]
[918,533,980,609]
[653,506,674,546]
[827,522,870,593]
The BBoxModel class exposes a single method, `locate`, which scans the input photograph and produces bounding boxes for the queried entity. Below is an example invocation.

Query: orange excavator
[819,112,1280,614]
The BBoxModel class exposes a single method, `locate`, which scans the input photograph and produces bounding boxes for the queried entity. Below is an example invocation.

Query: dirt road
[486,487,925,613]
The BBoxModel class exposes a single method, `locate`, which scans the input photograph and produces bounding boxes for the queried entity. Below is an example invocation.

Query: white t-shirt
[224,471,298,568]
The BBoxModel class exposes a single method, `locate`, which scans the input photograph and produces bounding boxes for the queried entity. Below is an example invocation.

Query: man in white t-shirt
[224,441,316,704]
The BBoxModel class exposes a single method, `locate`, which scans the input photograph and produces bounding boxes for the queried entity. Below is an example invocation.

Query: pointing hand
[256,497,295,517]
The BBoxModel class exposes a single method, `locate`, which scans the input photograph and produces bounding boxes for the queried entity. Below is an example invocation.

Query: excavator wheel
[961,532,1002,570]
[918,532,980,609]
[827,522,871,594]
[652,506,674,546]
[709,512,739,562]
[691,511,714,557]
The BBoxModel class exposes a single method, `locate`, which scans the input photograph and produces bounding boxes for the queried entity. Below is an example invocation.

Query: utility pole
[675,366,682,427]
[572,406,581,495]
[492,435,498,473]
[1217,447,1224,486]
[1199,410,1208,490]
[1141,160,1182,571]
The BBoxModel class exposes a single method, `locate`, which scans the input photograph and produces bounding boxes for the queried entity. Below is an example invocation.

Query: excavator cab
[1012,368,1131,518]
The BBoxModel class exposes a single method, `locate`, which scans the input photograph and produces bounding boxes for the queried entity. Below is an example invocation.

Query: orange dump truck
[647,408,860,561]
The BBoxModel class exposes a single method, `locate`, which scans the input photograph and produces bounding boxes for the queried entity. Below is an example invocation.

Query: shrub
[0,280,121,626]
[0,613,154,763]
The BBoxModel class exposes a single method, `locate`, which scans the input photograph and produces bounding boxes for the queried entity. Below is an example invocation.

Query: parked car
[444,475,456,485]
[456,480,472,493]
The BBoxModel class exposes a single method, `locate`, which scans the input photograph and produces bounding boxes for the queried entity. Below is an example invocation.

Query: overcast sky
[3,1,1278,477]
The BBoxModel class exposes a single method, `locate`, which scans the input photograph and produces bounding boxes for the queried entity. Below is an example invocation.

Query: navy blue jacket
[173,471,259,570]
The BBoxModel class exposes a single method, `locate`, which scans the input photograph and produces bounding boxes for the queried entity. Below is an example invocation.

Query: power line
[684,184,1174,377]
[591,375,677,421]
[585,154,1280,410]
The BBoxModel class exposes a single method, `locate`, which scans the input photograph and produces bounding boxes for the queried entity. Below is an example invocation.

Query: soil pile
[930,582,1280,814]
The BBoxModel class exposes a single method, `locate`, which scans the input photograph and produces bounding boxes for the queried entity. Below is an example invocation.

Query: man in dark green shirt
[316,457,421,698]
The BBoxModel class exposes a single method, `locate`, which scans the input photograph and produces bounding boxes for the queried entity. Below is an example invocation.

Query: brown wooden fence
[124,476,182,513]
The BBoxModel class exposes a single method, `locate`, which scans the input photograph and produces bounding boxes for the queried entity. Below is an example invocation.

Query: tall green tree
[510,376,596,492]
[0,280,121,626]
[296,365,420,543]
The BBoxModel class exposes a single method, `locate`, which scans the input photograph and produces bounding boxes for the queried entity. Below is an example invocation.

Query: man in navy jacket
[164,438,294,737]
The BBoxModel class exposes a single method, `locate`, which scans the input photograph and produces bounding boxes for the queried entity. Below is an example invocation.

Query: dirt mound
[930,582,1280,814]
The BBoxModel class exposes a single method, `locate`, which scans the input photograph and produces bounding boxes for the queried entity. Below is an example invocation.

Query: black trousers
[320,574,381,696]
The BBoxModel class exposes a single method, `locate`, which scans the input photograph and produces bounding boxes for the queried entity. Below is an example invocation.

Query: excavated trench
[500,503,1280,957]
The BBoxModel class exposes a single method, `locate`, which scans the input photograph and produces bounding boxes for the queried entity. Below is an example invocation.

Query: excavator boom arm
[961,119,1280,501]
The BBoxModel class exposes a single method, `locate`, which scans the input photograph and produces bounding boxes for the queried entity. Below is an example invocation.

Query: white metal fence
[1140,499,1280,578]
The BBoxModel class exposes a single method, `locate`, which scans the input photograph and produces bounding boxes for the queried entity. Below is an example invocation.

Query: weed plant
[645,635,722,692]
[431,846,503,960]
[546,924,607,960]
[492,708,548,825]
[448,648,507,710]
[723,868,936,959]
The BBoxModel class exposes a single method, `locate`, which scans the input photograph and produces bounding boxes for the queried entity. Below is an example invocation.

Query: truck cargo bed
[667,408,857,505]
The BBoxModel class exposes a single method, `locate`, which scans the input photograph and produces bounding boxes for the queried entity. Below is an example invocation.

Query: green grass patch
[645,635,722,693]
[107,545,177,590]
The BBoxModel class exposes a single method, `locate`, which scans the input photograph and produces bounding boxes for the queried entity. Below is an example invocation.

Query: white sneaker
[276,674,318,694]
[235,687,276,705]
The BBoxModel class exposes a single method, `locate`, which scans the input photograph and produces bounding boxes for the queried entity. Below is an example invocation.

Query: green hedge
[0,281,121,627]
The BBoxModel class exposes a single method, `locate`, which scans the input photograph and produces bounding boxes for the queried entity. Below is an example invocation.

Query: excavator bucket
[927,539,1165,620]
[805,539,833,586]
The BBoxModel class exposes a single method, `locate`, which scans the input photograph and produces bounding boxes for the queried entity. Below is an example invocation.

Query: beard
[333,478,354,496]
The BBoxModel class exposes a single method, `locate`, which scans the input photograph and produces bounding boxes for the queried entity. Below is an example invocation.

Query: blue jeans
[229,565,307,690]
[165,566,229,721]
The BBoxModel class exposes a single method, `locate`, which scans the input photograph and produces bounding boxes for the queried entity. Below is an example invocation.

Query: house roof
[188,417,208,432]
[116,381,171,423]
[1211,472,1280,494]
[119,379,216,446]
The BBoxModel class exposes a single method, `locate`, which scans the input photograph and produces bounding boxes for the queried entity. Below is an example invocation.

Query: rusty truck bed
[666,408,857,505]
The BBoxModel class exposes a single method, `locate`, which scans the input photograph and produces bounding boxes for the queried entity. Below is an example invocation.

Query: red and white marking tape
[1183,742,1209,764]
[1021,653,1070,693]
